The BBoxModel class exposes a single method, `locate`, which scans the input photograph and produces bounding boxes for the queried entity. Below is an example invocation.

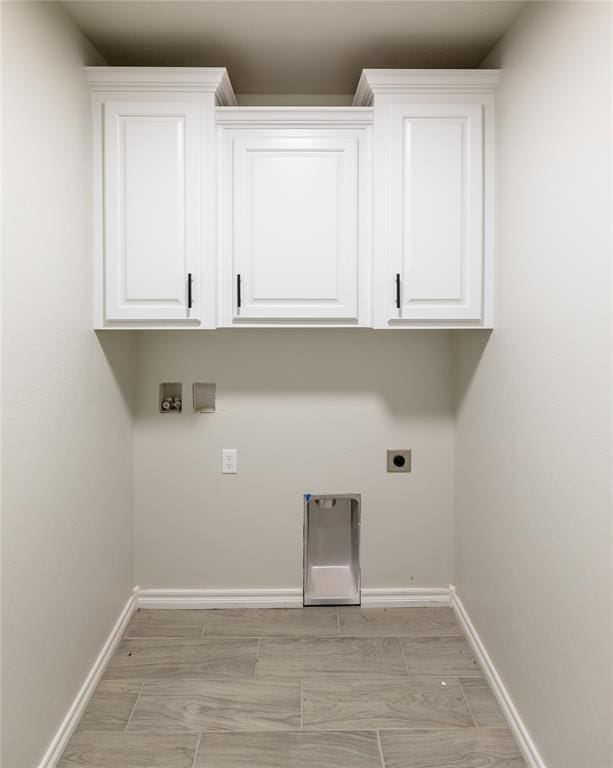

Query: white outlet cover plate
[222,448,237,474]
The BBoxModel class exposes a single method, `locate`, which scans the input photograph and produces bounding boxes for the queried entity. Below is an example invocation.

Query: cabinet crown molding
[353,68,501,105]
[85,67,237,105]
[216,106,374,128]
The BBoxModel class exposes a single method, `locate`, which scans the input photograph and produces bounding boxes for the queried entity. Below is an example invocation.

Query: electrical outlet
[387,449,411,473]
[222,448,237,474]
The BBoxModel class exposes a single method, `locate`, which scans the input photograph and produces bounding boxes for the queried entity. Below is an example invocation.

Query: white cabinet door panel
[390,103,483,321]
[103,102,201,321]
[226,134,360,320]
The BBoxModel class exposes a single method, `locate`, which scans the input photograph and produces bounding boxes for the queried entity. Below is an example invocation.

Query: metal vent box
[303,494,361,606]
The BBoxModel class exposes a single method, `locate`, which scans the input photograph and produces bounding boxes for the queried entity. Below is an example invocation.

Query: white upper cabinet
[390,103,483,320]
[88,68,497,330]
[217,110,372,325]
[87,67,236,328]
[354,69,499,328]
[103,101,201,321]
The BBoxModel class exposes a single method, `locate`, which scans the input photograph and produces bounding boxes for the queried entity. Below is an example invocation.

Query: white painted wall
[1,4,135,766]
[455,3,613,766]
[134,330,454,591]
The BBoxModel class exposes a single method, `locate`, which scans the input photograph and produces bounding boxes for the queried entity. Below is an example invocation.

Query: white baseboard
[137,588,303,609]
[362,587,450,607]
[38,592,138,768]
[135,586,450,609]
[450,587,545,768]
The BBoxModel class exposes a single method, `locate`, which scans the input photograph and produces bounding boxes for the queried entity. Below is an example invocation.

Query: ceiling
[62,1,526,95]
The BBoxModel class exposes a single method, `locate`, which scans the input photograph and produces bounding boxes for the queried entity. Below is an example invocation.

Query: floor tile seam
[254,674,425,682]
[88,727,331,735]
[299,724,483,732]
[121,633,466,641]
[122,635,264,641]
[232,633,344,639]
[116,723,485,734]
[123,681,145,733]
[300,675,468,685]
[124,634,351,641]
[113,728,499,738]
[191,731,202,768]
[370,726,514,733]
[457,679,479,728]
[254,638,261,679]
[109,675,272,685]
[397,638,411,677]
[321,633,469,639]
[376,730,386,768]
[260,634,465,640]
[133,680,301,691]
[109,726,513,734]
[399,634,466,641]
[124,634,208,640]
[144,671,473,683]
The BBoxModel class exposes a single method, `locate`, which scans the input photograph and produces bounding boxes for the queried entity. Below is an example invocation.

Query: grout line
[376,730,386,768]
[300,679,303,729]
[208,634,344,639]
[191,731,202,768]
[123,682,145,733]
[127,632,373,640]
[336,608,341,636]
[398,638,411,677]
[458,678,479,728]
[106,725,508,735]
[254,638,261,679]
[124,634,206,641]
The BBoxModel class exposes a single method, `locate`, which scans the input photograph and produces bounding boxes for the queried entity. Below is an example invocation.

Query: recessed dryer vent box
[303,493,361,606]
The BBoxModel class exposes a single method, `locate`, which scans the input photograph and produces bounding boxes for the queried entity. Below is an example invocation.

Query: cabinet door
[103,102,201,321]
[389,103,483,321]
[226,134,359,321]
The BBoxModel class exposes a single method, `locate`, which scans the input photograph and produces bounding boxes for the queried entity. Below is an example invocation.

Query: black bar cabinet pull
[395,273,401,309]
[187,273,193,309]
[237,274,242,308]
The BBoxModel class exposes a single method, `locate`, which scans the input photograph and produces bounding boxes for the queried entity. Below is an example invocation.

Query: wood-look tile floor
[59,607,526,768]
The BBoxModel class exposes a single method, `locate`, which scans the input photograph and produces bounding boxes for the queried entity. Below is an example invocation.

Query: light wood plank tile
[104,638,258,681]
[195,731,382,768]
[256,637,406,679]
[379,728,525,767]
[401,636,482,677]
[125,610,206,638]
[59,734,198,768]
[460,677,508,727]
[73,681,141,733]
[128,678,300,732]
[203,608,339,637]
[302,675,473,730]
[339,607,458,637]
